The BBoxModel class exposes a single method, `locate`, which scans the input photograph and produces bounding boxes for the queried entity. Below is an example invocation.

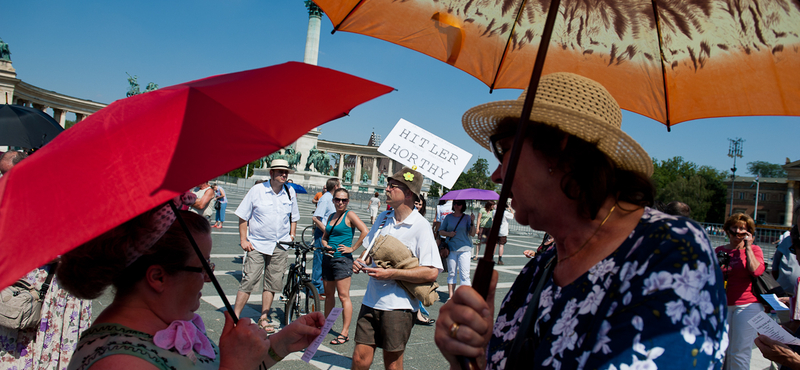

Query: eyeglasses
[489,131,515,164]
[179,258,215,274]
[387,183,405,191]
[272,170,289,176]
[333,198,349,203]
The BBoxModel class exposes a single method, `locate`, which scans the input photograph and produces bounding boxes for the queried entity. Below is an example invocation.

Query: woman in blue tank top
[320,188,369,345]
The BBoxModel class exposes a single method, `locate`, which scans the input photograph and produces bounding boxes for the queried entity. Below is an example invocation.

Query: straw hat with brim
[269,158,295,174]
[462,72,653,177]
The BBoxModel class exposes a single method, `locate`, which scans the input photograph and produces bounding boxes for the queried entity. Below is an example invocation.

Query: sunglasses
[387,183,406,191]
[489,131,516,164]
[333,198,349,203]
[179,258,215,274]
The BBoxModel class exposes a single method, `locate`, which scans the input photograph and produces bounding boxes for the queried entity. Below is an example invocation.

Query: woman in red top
[715,213,764,370]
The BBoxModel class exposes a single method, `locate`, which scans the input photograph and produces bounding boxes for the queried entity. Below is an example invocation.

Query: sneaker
[498,259,504,265]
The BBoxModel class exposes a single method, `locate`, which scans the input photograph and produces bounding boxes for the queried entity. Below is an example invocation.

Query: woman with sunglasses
[320,188,369,345]
[715,212,765,370]
[57,200,324,369]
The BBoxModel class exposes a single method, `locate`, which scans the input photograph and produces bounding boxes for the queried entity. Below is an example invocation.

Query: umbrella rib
[489,0,531,92]
[330,0,366,34]
[650,0,672,131]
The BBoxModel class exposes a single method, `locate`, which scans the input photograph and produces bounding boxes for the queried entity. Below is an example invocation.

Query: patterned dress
[0,268,93,370]
[68,323,220,370]
[486,208,728,370]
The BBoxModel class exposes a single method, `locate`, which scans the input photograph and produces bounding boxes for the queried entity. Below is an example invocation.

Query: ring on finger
[450,322,460,339]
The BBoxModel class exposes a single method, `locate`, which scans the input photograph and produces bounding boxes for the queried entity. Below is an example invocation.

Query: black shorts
[322,254,353,281]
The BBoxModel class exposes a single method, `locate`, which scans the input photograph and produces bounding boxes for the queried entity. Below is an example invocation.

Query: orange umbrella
[314,0,800,128]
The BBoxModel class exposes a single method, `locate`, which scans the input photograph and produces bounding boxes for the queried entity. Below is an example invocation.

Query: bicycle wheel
[285,281,320,325]
[301,224,315,246]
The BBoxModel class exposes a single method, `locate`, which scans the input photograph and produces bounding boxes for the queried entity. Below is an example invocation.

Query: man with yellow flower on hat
[351,167,443,370]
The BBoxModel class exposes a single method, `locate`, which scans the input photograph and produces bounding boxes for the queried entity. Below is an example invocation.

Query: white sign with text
[378,119,471,188]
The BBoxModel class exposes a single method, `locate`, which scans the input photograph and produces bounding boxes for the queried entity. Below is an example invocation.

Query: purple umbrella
[440,188,498,201]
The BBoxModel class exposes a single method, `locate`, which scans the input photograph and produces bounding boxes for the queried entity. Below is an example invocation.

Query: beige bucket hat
[462,72,653,177]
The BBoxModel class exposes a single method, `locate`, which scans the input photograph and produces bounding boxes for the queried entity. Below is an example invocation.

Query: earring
[548,168,553,174]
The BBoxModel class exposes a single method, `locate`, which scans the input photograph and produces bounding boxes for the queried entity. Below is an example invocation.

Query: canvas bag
[0,264,56,329]
[369,234,439,306]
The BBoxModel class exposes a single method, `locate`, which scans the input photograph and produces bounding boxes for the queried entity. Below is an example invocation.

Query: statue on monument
[305,147,320,171]
[0,38,11,62]
[126,73,141,97]
[126,73,158,97]
[361,171,369,184]
[378,172,387,186]
[343,169,352,183]
[284,147,302,170]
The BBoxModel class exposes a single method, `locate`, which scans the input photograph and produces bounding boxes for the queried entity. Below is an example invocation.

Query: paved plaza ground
[90,184,777,370]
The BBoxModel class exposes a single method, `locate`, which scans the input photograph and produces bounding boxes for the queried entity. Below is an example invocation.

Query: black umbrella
[0,104,65,149]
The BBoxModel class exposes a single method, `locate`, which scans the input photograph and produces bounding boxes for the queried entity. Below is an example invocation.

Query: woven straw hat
[269,158,295,174]
[462,72,653,177]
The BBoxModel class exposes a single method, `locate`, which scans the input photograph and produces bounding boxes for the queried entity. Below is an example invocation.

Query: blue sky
[3,1,797,176]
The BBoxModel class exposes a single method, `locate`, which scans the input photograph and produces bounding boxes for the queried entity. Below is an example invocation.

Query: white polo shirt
[235,181,300,255]
[361,209,443,311]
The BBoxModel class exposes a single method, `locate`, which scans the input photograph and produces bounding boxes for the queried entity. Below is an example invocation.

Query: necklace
[557,205,616,264]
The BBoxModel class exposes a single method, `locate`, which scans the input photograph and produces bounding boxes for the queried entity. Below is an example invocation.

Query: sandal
[414,316,436,326]
[330,335,349,345]
[258,317,276,333]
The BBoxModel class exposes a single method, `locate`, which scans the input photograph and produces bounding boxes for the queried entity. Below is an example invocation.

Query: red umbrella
[0,61,393,289]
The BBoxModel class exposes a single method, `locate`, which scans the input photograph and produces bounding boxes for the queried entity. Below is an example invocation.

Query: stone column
[32,103,46,112]
[371,156,379,185]
[303,1,323,66]
[353,155,362,185]
[786,180,796,226]
[75,113,86,122]
[52,108,66,128]
[337,153,344,179]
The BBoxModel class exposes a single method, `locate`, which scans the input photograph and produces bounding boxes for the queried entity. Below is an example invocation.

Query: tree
[651,156,727,223]
[64,119,77,129]
[227,158,264,178]
[746,161,787,178]
[451,158,497,191]
[428,182,441,198]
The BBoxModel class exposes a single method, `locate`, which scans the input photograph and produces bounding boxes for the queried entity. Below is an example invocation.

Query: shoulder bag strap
[506,256,555,369]
[39,262,58,300]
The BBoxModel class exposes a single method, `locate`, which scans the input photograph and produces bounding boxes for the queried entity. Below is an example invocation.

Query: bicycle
[278,225,321,325]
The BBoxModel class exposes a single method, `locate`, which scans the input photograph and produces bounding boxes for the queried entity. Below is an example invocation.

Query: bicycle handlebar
[278,240,316,253]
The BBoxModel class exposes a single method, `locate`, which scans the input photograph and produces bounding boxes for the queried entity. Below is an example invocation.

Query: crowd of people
[2,72,798,370]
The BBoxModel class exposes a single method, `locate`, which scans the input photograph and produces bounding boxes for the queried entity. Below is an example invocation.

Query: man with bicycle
[351,167,442,370]
[232,159,300,333]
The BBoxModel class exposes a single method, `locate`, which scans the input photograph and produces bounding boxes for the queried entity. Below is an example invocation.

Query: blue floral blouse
[487,208,728,370]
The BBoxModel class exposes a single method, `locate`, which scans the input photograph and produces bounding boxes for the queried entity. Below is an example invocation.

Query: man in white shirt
[233,159,300,333]
[190,181,215,220]
[351,167,443,370]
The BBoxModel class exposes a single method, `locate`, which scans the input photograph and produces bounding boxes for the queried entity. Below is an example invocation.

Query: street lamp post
[728,138,744,217]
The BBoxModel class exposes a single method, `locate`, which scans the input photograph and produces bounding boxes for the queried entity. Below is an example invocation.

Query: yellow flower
[403,172,414,182]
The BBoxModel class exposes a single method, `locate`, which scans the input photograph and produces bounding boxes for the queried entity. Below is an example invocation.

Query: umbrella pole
[473,0,561,296]
[169,201,240,324]
[463,2,561,368]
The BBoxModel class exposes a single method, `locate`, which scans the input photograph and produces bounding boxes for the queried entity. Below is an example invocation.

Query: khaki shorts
[354,306,414,352]
[238,246,288,293]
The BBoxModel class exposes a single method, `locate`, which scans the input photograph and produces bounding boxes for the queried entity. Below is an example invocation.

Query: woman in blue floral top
[434,72,727,370]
